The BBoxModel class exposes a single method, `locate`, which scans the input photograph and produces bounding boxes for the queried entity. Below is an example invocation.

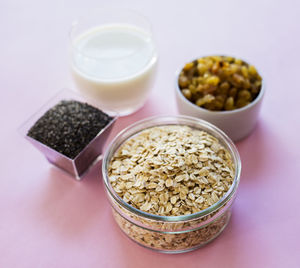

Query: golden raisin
[219,82,230,94]
[183,62,194,71]
[225,97,235,110]
[182,89,192,100]
[241,66,248,78]
[238,90,252,101]
[206,76,220,86]
[196,94,215,107]
[229,87,238,98]
[179,76,189,88]
[197,63,207,75]
[248,65,257,76]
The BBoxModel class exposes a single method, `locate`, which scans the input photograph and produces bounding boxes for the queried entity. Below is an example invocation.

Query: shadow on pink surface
[30,160,111,238]
[235,119,283,182]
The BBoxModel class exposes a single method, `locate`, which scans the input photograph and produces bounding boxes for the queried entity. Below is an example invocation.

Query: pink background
[1,0,299,267]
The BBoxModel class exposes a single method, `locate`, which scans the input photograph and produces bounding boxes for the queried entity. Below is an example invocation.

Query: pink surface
[1,0,299,267]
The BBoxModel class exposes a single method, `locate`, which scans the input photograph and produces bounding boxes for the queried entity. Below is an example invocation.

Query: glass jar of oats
[102,116,241,253]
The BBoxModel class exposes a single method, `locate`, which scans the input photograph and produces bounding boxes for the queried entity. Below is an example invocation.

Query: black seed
[27,100,113,159]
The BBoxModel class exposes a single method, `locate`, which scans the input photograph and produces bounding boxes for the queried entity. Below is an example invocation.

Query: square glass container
[19,89,118,180]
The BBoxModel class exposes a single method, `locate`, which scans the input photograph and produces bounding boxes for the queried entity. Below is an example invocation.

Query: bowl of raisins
[175,55,265,141]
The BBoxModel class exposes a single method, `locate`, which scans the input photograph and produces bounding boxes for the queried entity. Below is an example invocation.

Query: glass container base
[112,208,231,254]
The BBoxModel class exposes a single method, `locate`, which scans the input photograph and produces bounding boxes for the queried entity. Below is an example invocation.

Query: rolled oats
[107,124,237,252]
[113,208,231,251]
[109,125,234,216]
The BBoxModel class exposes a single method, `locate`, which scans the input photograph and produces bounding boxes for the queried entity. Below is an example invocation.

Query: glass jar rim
[102,115,241,222]
[69,8,154,61]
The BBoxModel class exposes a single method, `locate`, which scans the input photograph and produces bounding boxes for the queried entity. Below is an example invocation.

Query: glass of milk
[70,9,158,116]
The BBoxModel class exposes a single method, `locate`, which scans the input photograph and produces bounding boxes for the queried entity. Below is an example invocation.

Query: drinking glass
[70,8,158,116]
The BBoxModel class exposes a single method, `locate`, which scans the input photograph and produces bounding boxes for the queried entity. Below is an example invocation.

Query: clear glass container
[102,115,241,253]
[69,8,158,116]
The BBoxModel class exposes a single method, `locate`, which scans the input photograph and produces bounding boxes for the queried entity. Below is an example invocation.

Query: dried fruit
[178,56,262,111]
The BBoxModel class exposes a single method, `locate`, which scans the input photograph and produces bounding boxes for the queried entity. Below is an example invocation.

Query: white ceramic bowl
[175,58,265,141]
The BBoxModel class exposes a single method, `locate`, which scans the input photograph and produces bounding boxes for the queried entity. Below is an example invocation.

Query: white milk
[71,24,157,115]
